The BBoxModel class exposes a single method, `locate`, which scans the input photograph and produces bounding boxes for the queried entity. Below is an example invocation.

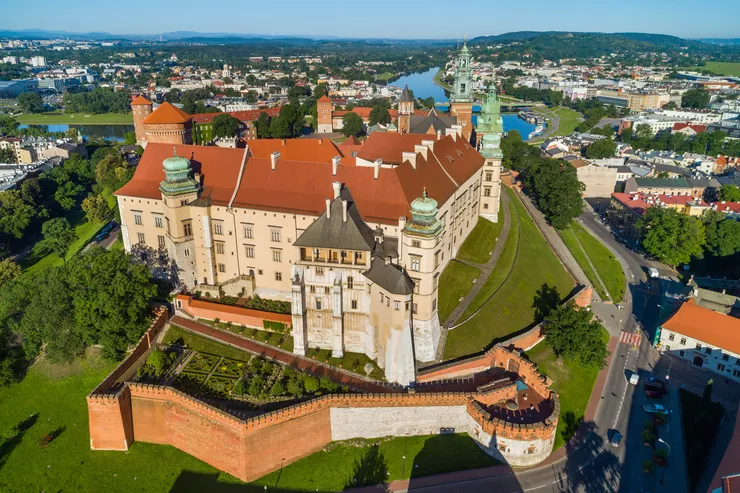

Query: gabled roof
[143,102,192,125]
[341,136,360,146]
[634,177,691,188]
[293,186,375,251]
[131,94,152,106]
[247,138,342,163]
[363,257,414,295]
[409,113,456,134]
[662,299,740,355]
[399,84,413,103]
[317,95,332,103]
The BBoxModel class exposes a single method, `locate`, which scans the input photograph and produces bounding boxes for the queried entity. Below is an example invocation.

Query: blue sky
[1,0,738,39]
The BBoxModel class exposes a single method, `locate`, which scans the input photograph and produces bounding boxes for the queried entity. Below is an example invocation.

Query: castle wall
[330,405,470,440]
[175,294,291,330]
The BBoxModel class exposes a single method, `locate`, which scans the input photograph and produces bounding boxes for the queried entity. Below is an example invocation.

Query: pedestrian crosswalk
[619,330,641,347]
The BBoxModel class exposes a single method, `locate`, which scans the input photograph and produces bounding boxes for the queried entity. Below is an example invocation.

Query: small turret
[159,147,200,197]
[403,188,442,237]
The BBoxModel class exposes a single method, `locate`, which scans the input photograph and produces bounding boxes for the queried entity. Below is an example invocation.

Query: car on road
[648,267,660,278]
[94,222,116,243]
[644,377,667,395]
[609,430,623,448]
[643,403,668,414]
[645,389,664,399]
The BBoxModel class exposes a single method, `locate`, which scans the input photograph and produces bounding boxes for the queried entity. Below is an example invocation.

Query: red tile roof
[131,94,152,106]
[341,136,360,146]
[356,133,429,165]
[116,134,483,225]
[662,299,740,354]
[143,102,192,124]
[190,107,281,125]
[317,95,332,103]
[611,192,707,215]
[672,122,707,133]
[710,201,740,214]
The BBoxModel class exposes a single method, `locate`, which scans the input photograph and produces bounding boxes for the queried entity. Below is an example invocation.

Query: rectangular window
[215,242,225,255]
[680,338,686,345]
[213,221,224,235]
[183,221,193,237]
[380,293,384,303]
[696,343,702,350]
[386,297,390,307]
[310,285,316,294]
[154,215,163,228]
[351,299,357,310]
[272,249,282,262]
[412,303,418,314]
[325,286,331,294]
[433,274,439,291]
[718,363,726,372]
[316,267,324,276]
[275,272,282,282]
[705,347,712,355]
[243,223,254,239]
[433,299,437,311]
[245,245,255,258]
[411,256,421,272]
[664,345,671,351]
[723,354,730,361]
[157,235,165,248]
[434,251,440,269]
[485,172,492,181]
[218,263,226,273]
[347,276,353,289]
[354,251,363,263]
[394,301,400,311]
[270,228,281,242]
[412,240,421,248]
[184,248,190,257]
[315,299,322,310]
[133,212,142,225]
[668,334,675,341]
[137,232,145,244]
[679,350,685,357]
[484,187,491,197]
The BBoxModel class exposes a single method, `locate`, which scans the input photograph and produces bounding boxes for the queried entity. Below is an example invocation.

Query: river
[391,68,539,138]
[18,124,134,142]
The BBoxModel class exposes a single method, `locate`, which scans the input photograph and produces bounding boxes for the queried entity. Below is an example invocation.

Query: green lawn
[457,217,505,264]
[164,325,254,362]
[0,349,498,492]
[559,225,608,301]
[551,107,582,137]
[565,221,625,303]
[444,188,574,359]
[15,113,134,125]
[304,347,385,381]
[525,328,608,450]
[678,62,740,77]
[375,71,397,81]
[438,261,481,323]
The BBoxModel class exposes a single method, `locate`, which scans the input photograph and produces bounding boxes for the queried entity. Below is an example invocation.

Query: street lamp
[658,438,671,484]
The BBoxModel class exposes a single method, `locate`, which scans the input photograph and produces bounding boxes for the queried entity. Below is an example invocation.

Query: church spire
[450,40,473,104]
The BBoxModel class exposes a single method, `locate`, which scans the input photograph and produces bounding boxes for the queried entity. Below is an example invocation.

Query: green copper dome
[404,188,442,237]
[159,147,200,197]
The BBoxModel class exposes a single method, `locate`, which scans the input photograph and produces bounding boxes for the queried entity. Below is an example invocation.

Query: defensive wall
[174,294,292,330]
[88,315,559,480]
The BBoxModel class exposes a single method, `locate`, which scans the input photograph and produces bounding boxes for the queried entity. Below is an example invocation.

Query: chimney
[270,151,280,170]
[342,200,347,222]
[422,139,435,153]
[319,139,323,144]
[414,144,428,160]
[452,124,463,138]
[325,198,331,219]
[385,256,390,266]
[282,139,286,146]
[402,151,416,169]
[374,158,381,180]
[445,128,457,141]
[332,155,341,175]
[332,181,341,199]
[398,216,407,231]
[436,130,442,139]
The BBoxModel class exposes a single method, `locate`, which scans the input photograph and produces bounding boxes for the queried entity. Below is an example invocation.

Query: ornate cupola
[159,147,200,196]
[403,188,442,237]
[477,84,504,159]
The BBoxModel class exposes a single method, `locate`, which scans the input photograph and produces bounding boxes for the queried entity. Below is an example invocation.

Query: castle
[317,42,476,142]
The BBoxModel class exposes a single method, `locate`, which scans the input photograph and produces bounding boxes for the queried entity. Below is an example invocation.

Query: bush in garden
[270,382,285,397]
[320,376,338,392]
[233,380,245,396]
[248,376,265,396]
[304,376,320,393]
[261,360,274,376]
[138,349,176,378]
[286,377,303,396]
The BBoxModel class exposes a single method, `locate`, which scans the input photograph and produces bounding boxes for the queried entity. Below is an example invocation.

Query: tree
[41,217,76,259]
[719,185,740,202]
[639,207,705,266]
[0,190,35,239]
[635,124,653,141]
[95,153,132,191]
[54,181,84,210]
[81,195,110,223]
[585,137,617,159]
[0,259,21,288]
[256,112,271,138]
[545,303,609,368]
[369,106,390,126]
[703,210,740,257]
[341,112,363,138]
[123,131,137,145]
[211,113,241,139]
[529,159,584,229]
[17,92,44,113]
[0,148,15,163]
[681,88,710,109]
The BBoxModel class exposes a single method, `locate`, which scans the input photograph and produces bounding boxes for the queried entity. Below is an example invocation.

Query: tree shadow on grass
[344,444,389,491]
[532,283,560,320]
[0,413,38,471]
[168,470,303,492]
[561,410,582,445]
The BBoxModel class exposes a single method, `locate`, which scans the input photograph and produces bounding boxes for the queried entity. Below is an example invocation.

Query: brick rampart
[175,294,292,329]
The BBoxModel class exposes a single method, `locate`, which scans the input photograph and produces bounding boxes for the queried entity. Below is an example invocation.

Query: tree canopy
[17,92,44,113]
[719,185,740,202]
[341,112,364,137]
[41,217,76,259]
[585,136,617,159]
[544,303,609,368]
[703,210,740,258]
[639,207,705,265]
[681,88,710,110]
[212,113,241,139]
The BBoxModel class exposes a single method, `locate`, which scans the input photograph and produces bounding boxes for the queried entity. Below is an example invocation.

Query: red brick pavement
[169,316,394,393]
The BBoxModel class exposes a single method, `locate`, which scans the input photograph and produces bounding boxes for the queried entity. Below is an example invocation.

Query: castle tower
[397,85,414,134]
[401,189,444,364]
[139,102,193,147]
[131,94,152,144]
[317,95,333,133]
[476,84,504,223]
[449,41,474,142]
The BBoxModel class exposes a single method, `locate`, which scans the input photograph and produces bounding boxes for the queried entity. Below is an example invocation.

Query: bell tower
[476,84,503,223]
[397,85,414,134]
[449,40,474,142]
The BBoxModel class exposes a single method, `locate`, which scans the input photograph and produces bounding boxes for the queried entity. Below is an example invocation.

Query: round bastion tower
[131,94,153,145]
[401,189,444,363]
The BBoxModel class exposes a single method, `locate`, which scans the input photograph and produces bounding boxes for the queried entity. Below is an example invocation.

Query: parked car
[645,389,664,399]
[94,222,115,243]
[644,377,667,395]
[643,403,668,414]
[609,430,623,448]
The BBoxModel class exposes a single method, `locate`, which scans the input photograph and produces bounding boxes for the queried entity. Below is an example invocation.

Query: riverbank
[433,68,451,91]
[15,113,133,125]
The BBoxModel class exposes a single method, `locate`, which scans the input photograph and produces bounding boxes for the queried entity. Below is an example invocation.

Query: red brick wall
[175,295,292,330]
[87,388,134,451]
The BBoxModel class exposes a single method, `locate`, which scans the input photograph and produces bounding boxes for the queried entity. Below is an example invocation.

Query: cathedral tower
[449,41,474,142]
[317,95,333,133]
[397,85,414,134]
[476,84,503,222]
[131,94,152,144]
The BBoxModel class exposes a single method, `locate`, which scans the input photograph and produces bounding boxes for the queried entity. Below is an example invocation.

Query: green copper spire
[450,41,473,104]
[159,147,200,196]
[404,189,442,237]
[477,84,504,159]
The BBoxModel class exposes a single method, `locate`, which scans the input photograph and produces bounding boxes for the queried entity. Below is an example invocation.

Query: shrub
[138,349,176,378]
[248,376,265,396]
[286,377,303,396]
[304,376,320,393]
[270,382,286,396]
[233,379,245,396]
[263,320,287,332]
[245,295,291,314]
[320,376,338,392]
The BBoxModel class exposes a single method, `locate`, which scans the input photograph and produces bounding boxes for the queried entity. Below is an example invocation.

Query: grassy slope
[444,188,574,359]
[552,107,582,137]
[559,225,609,301]
[456,217,505,264]
[437,261,481,323]
[525,328,609,450]
[15,113,134,125]
[677,62,740,77]
[0,351,498,492]
[570,221,625,303]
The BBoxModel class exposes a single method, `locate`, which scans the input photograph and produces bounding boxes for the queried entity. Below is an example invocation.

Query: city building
[624,176,705,198]
[570,160,618,197]
[607,192,709,240]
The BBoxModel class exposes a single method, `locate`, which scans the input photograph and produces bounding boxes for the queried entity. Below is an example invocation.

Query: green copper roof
[478,84,504,159]
[159,147,200,196]
[404,188,442,237]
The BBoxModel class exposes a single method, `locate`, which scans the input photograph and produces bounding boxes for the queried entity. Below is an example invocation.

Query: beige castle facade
[117,95,503,384]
